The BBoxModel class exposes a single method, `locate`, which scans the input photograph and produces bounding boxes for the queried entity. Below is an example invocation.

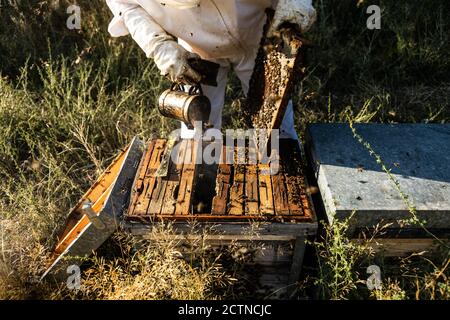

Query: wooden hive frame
[127,138,202,221]
[244,10,309,150]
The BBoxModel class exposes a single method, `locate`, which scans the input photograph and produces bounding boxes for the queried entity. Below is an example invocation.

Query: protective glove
[268,0,317,36]
[153,40,203,85]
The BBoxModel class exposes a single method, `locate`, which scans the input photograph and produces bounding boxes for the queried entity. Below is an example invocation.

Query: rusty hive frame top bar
[125,138,316,224]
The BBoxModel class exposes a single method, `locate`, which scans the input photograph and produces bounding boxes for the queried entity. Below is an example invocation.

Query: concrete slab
[306,123,450,230]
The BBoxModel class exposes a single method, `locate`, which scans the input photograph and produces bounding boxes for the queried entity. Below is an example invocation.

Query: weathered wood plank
[160,140,186,214]
[128,140,155,216]
[211,145,232,215]
[126,221,318,239]
[134,139,166,216]
[245,164,259,215]
[175,139,199,215]
[352,238,450,257]
[229,166,246,215]
[258,164,275,215]
[142,139,166,216]
[228,142,246,215]
[148,144,171,215]
[127,214,313,223]
[287,236,306,298]
[271,161,290,215]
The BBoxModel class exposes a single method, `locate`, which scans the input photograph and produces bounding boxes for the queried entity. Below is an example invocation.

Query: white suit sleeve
[271,0,314,8]
[106,0,175,58]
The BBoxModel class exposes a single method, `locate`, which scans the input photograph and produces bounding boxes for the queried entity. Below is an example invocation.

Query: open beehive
[125,138,315,224]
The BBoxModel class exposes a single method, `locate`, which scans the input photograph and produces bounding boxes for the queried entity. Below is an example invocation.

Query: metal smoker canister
[158,84,211,129]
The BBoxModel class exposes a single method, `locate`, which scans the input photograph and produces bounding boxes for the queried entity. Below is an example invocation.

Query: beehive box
[124,138,317,297]
[126,139,315,223]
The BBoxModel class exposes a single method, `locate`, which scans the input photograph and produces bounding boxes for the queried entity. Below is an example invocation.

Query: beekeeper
[106,0,316,139]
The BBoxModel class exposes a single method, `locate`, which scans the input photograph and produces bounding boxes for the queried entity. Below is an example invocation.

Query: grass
[51,224,238,300]
[0,0,449,299]
[308,217,450,300]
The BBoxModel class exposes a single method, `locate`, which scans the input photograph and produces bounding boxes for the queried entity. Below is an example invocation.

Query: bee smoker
[158,58,220,129]
[158,83,211,129]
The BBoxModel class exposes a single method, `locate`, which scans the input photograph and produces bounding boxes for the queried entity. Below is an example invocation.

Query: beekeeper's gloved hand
[153,40,202,85]
[268,0,317,36]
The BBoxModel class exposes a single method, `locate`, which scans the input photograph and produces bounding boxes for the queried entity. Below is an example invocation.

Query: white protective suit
[106,0,315,139]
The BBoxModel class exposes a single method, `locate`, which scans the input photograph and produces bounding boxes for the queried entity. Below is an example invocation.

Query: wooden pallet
[126,138,315,223]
